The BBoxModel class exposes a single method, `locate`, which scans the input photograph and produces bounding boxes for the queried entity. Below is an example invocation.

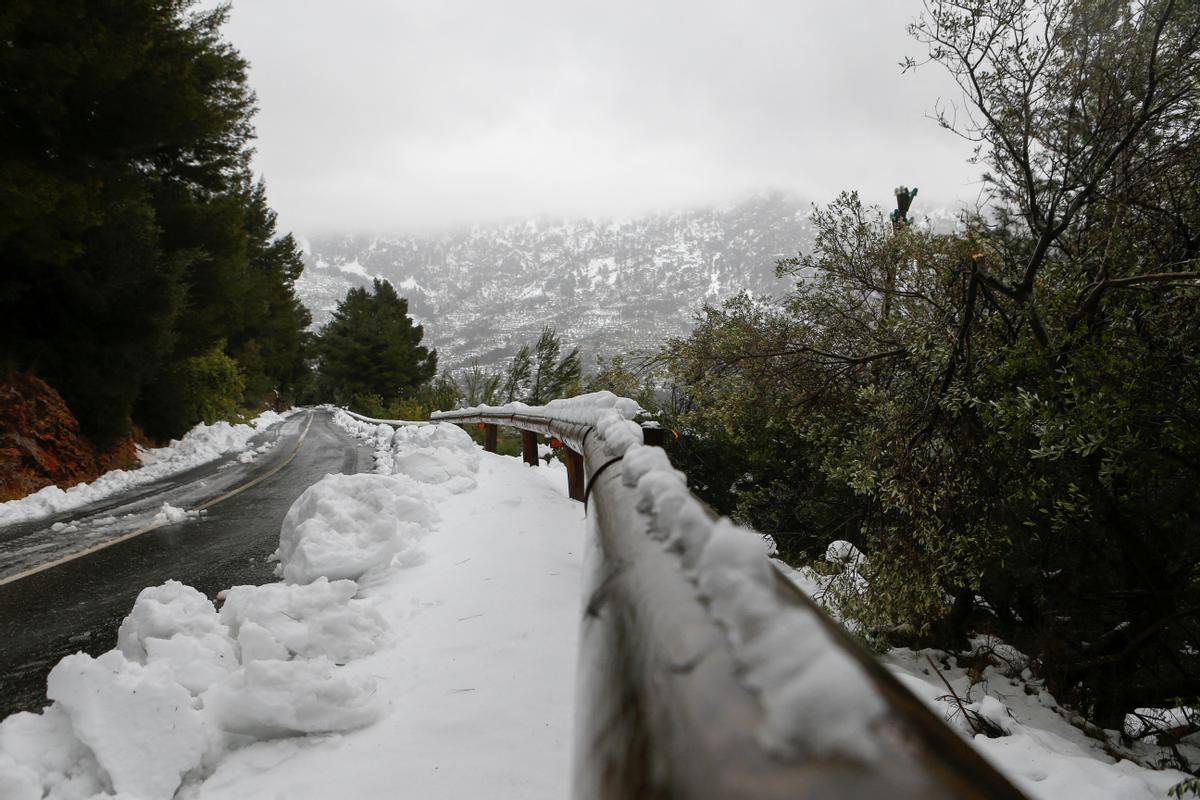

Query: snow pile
[190,422,581,799]
[332,410,398,474]
[275,473,437,584]
[0,410,292,526]
[883,644,1194,799]
[0,574,387,799]
[46,651,209,799]
[235,440,277,465]
[384,423,480,489]
[219,578,389,663]
[138,413,288,471]
[333,408,481,492]
[0,467,460,798]
[203,658,379,739]
[150,502,204,526]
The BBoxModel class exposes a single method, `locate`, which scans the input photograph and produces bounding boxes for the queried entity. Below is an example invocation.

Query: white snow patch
[47,651,209,799]
[275,472,437,585]
[218,578,388,664]
[202,657,379,739]
[336,258,369,278]
[0,409,292,526]
[150,502,203,525]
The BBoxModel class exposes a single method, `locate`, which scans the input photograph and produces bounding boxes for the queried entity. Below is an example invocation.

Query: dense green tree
[582,354,659,411]
[314,279,436,410]
[135,177,312,437]
[0,0,308,442]
[664,0,1200,728]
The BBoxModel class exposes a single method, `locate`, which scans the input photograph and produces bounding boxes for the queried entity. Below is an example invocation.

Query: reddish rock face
[0,373,137,502]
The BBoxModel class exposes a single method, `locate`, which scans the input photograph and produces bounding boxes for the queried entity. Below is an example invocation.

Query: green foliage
[663,0,1200,726]
[456,327,581,407]
[0,0,310,442]
[583,354,659,410]
[176,343,246,426]
[1170,778,1200,799]
[458,358,503,406]
[527,326,581,404]
[314,279,437,411]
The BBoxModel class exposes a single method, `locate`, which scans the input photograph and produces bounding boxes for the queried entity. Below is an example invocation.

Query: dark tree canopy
[314,279,437,409]
[658,0,1200,732]
[0,0,311,442]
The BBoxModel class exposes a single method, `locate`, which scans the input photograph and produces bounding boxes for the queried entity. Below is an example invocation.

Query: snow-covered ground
[781,557,1195,800]
[0,411,295,527]
[0,403,1191,799]
[0,412,583,799]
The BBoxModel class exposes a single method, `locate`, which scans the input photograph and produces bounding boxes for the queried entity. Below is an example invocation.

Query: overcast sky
[217,0,981,236]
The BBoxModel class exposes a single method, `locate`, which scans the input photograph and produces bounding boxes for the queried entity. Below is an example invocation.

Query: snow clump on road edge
[0,419,480,800]
[0,410,294,527]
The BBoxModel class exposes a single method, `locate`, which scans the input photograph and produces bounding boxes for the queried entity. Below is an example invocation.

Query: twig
[926,654,980,735]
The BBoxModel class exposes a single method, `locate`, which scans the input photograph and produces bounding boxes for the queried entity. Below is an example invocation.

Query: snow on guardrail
[435,392,1029,799]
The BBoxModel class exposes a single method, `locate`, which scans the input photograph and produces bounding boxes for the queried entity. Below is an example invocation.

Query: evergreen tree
[0,0,308,442]
[136,177,312,437]
[314,279,436,409]
[528,326,581,405]
[496,327,579,404]
[458,358,502,406]
[501,346,532,403]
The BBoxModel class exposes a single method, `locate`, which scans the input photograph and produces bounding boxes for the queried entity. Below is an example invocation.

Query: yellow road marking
[0,412,315,588]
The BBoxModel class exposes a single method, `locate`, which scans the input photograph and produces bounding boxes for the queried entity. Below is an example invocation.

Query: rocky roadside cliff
[0,373,137,503]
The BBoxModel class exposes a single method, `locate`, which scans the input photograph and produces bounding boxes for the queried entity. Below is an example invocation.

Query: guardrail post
[642,424,665,447]
[484,423,498,453]
[565,447,585,501]
[521,429,538,467]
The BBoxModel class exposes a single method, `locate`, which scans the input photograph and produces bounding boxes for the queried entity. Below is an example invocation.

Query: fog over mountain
[294,194,812,371]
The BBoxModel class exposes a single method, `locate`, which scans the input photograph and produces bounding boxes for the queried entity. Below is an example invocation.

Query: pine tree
[0,0,307,442]
[496,327,580,404]
[314,279,436,409]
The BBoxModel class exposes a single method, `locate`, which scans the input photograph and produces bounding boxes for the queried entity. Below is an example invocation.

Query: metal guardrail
[432,407,1028,800]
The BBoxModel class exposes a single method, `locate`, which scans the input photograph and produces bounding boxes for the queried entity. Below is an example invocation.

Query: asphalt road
[0,408,370,719]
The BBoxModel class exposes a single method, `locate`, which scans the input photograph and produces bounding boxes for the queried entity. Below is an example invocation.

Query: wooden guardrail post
[564,447,585,501]
[521,429,539,466]
[484,423,498,453]
[641,424,665,447]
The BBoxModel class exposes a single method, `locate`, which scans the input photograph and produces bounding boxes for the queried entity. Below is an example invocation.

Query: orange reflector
[477,422,486,430]
[549,437,562,448]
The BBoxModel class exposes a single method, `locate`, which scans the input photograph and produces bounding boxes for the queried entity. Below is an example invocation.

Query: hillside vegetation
[630,0,1200,738]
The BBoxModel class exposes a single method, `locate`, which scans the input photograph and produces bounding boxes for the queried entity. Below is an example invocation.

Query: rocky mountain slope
[294,194,815,371]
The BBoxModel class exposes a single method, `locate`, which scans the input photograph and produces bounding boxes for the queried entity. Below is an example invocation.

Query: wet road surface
[0,408,370,718]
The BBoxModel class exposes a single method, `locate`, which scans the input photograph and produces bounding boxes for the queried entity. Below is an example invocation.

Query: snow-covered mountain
[294,193,815,370]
